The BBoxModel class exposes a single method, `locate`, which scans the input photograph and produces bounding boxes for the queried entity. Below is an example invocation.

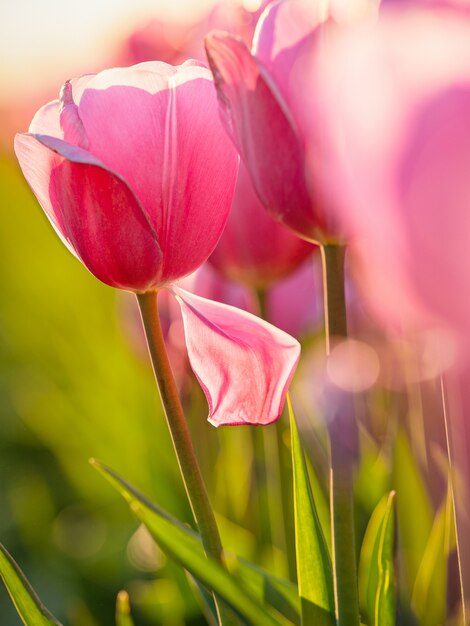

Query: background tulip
[300,2,470,341]
[209,162,314,288]
[204,0,373,243]
[301,0,470,607]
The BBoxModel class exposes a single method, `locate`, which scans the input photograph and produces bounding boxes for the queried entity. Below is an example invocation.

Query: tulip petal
[254,0,324,102]
[14,133,162,291]
[29,100,63,137]
[73,62,238,282]
[205,32,321,241]
[171,285,300,426]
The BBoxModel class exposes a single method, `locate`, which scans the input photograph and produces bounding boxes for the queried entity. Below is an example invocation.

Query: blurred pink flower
[115,0,271,68]
[14,61,300,426]
[302,2,470,341]
[209,161,314,287]
[195,259,322,337]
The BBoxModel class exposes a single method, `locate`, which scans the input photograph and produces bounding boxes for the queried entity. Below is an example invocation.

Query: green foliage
[359,492,396,626]
[0,543,62,626]
[393,429,433,592]
[115,590,135,626]
[288,398,335,626]
[92,459,294,626]
[412,486,453,626]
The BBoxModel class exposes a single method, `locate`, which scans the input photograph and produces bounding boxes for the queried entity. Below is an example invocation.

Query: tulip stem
[136,291,231,626]
[320,244,360,626]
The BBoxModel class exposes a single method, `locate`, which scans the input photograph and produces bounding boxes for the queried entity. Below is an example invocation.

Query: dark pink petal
[74,62,238,282]
[205,32,324,241]
[171,285,300,426]
[209,161,314,287]
[14,133,162,291]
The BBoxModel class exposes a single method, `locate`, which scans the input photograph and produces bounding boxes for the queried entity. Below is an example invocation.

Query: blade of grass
[0,544,63,626]
[288,398,335,626]
[116,591,135,626]
[92,459,284,626]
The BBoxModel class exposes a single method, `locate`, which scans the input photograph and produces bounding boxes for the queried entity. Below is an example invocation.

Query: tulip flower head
[15,61,300,426]
[204,0,373,244]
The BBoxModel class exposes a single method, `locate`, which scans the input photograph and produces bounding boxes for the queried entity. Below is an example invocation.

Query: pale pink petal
[14,133,162,291]
[29,100,62,137]
[205,32,322,240]
[254,0,324,108]
[74,62,238,282]
[305,2,470,331]
[59,82,89,148]
[171,285,300,426]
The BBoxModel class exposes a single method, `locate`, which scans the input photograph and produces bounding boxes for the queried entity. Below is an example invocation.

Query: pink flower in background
[14,61,300,426]
[204,0,373,243]
[302,2,470,340]
[195,260,322,337]
[209,162,314,287]
[114,0,271,68]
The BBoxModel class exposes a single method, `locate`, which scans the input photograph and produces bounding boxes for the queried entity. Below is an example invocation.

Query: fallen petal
[171,285,300,426]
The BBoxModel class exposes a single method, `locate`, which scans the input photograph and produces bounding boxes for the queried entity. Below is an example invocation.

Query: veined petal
[205,31,322,241]
[171,285,300,427]
[254,0,325,98]
[74,63,238,281]
[14,133,162,291]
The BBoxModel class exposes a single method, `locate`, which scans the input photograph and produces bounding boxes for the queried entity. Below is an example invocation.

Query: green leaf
[359,492,396,626]
[116,590,135,626]
[412,486,453,626]
[288,398,335,626]
[393,429,433,589]
[0,544,63,626]
[91,459,283,626]
[229,557,300,625]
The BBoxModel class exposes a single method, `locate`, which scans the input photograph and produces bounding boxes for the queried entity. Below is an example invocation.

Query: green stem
[255,287,294,578]
[440,376,467,626]
[320,244,360,626]
[136,291,230,625]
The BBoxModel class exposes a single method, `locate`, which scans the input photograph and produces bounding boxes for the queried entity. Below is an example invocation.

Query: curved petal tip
[172,286,300,427]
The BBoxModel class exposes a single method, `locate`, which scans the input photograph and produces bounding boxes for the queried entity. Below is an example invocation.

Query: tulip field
[1,0,469,625]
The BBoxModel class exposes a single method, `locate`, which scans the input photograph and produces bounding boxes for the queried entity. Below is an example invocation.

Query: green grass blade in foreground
[91,459,282,626]
[229,557,300,625]
[393,430,433,589]
[0,544,63,626]
[412,484,454,626]
[288,398,335,626]
[358,492,396,626]
[116,591,135,626]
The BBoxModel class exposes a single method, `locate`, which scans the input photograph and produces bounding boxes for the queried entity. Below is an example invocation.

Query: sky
[0,0,217,102]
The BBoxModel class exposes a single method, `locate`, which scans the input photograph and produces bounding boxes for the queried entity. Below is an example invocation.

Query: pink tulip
[14,61,300,426]
[209,161,314,287]
[300,2,470,338]
[15,61,238,292]
[194,260,322,337]
[204,0,372,243]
